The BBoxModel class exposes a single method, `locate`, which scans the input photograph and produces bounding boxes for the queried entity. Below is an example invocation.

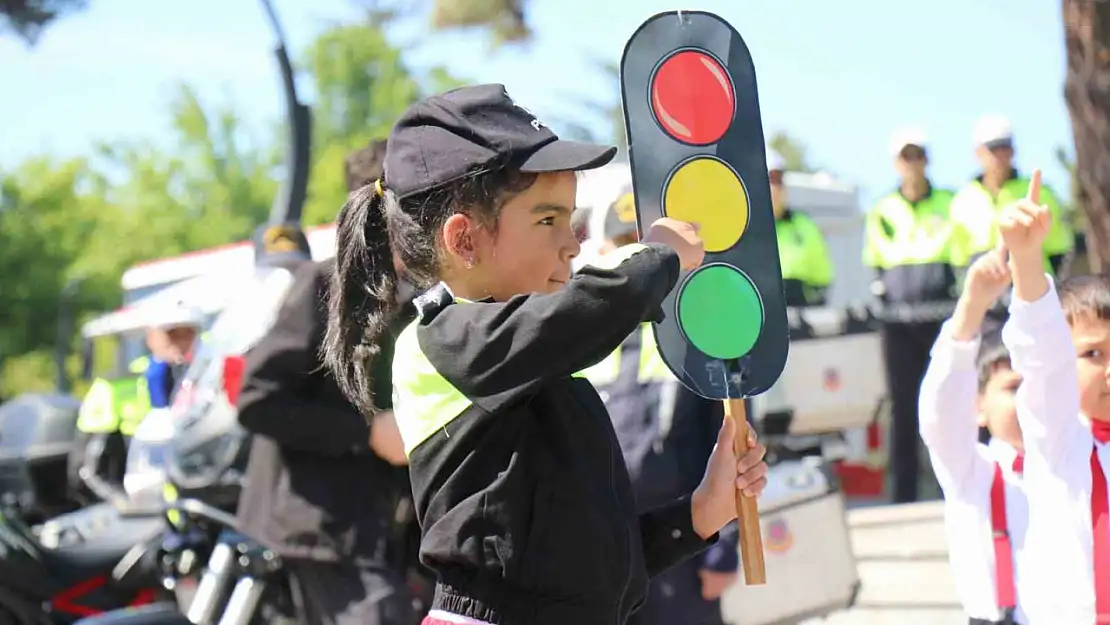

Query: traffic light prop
[620,10,790,585]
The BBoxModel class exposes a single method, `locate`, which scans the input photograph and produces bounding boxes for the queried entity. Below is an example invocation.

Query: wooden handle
[724,398,766,585]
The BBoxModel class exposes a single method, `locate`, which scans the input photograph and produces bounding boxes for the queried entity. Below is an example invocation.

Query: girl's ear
[442,213,476,264]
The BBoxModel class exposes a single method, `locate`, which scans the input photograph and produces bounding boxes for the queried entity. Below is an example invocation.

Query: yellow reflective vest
[777,210,834,306]
[863,186,966,309]
[578,323,672,387]
[76,356,152,437]
[949,174,1073,270]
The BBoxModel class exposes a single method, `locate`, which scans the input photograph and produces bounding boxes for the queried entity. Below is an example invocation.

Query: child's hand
[690,415,768,540]
[997,168,1051,263]
[962,247,1012,311]
[643,218,705,270]
[997,168,1051,303]
[949,247,1012,341]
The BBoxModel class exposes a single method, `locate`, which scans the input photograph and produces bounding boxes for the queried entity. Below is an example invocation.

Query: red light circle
[650,50,735,145]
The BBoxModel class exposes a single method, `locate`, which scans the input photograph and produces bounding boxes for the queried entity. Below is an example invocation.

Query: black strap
[968,611,1016,625]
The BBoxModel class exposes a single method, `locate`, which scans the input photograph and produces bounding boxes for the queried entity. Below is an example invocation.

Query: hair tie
[374,179,384,197]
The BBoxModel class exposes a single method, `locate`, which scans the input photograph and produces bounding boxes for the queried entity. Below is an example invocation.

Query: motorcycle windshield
[165,265,297,490]
[124,408,174,506]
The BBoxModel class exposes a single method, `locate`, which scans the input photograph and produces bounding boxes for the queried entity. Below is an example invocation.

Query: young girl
[918,249,1029,624]
[322,83,770,625]
[997,169,1110,623]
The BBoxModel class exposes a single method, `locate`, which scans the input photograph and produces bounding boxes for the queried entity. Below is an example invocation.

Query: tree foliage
[0,0,87,44]
[301,22,462,224]
[430,0,529,46]
[767,131,813,172]
[0,19,461,396]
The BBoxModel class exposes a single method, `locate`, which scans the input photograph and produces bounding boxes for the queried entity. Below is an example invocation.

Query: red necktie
[1094,421,1110,445]
[1091,424,1110,622]
[1012,455,1024,475]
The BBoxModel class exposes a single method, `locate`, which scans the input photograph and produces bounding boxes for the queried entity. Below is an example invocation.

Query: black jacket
[235,258,415,564]
[392,243,717,625]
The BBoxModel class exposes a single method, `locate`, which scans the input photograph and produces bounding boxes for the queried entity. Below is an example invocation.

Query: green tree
[0,85,278,395]
[301,21,464,224]
[0,156,118,396]
[0,157,109,357]
[93,84,279,261]
[1,15,472,396]
[430,0,529,46]
[767,132,813,172]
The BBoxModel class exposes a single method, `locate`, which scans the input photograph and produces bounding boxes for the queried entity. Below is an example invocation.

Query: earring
[464,257,474,269]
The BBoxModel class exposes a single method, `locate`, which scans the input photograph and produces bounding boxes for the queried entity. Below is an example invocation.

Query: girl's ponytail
[323,183,398,416]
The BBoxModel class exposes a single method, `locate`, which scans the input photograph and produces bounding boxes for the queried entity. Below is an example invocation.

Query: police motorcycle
[0,327,198,623]
[0,298,198,623]
[0,393,84,523]
[62,225,319,625]
[0,412,170,624]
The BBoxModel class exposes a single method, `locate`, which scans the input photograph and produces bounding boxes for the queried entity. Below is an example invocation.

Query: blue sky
[1,0,1072,206]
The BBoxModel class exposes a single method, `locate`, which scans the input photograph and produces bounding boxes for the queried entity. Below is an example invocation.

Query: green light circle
[677,264,764,360]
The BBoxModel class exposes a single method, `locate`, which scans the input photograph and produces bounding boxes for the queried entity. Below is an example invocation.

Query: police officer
[72,311,200,502]
[582,190,739,625]
[950,115,1074,275]
[234,139,424,625]
[864,127,962,504]
[767,150,835,307]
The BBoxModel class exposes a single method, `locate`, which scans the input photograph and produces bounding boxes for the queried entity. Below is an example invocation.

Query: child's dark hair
[1058,272,1110,325]
[322,164,537,415]
[976,327,1012,392]
[344,140,388,193]
[342,140,388,193]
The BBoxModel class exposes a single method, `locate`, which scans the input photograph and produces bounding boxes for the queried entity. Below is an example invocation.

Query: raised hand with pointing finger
[998,168,1051,304]
[997,168,1051,258]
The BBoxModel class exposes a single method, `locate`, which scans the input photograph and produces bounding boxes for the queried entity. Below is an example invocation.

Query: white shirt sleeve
[1001,277,1090,475]
[919,320,988,496]
[1001,278,1097,624]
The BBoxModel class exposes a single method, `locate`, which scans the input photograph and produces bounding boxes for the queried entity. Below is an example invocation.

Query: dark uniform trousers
[881,319,943,504]
[627,559,724,625]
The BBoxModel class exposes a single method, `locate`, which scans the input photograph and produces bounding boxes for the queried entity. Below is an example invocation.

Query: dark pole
[259,0,312,227]
[55,278,81,394]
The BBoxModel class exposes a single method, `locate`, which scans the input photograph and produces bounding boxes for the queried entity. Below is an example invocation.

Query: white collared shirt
[919,322,1030,623]
[1002,278,1107,624]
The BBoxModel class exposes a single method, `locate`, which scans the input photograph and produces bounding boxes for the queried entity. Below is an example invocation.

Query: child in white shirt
[920,248,1028,624]
[998,169,1110,623]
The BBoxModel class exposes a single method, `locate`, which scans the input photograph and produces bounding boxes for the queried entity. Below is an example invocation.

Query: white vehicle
[80,225,339,372]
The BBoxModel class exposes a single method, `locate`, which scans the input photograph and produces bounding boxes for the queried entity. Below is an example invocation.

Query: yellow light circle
[662,157,749,253]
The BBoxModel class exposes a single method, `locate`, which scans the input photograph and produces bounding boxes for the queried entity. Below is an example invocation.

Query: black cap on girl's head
[383,83,617,198]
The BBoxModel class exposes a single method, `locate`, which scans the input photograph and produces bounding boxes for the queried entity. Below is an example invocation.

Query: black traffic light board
[620,10,789,400]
